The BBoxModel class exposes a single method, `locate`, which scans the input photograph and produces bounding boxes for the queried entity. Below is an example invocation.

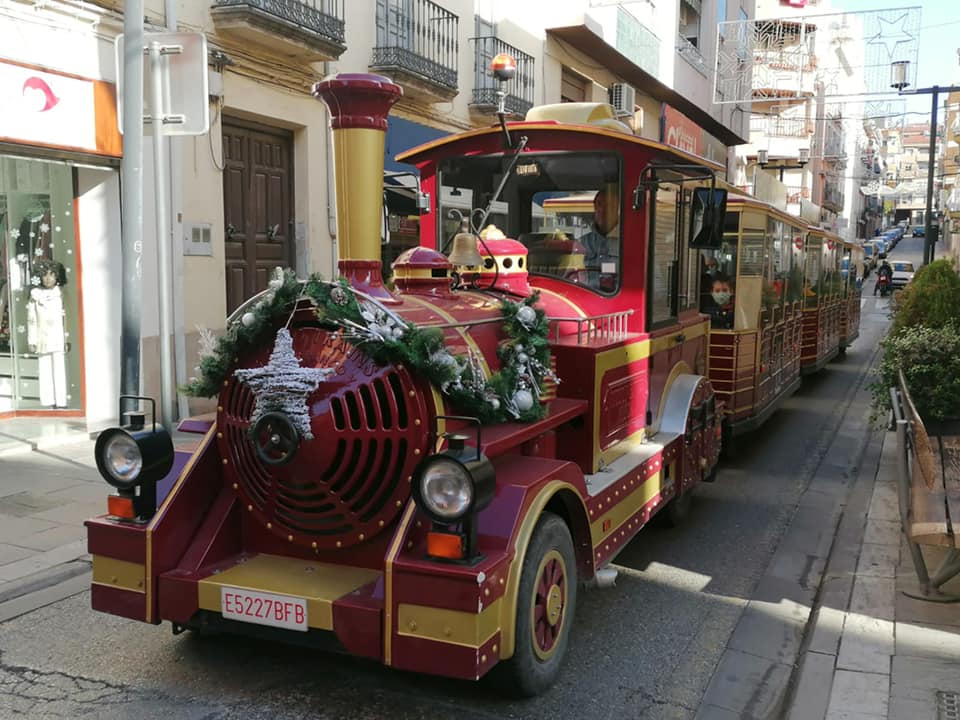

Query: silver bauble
[516,305,537,328]
[241,312,257,327]
[513,389,534,412]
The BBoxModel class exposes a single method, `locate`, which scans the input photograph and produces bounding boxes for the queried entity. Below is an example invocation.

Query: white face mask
[712,291,732,306]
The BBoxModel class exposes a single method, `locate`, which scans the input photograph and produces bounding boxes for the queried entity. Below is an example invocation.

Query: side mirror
[690,187,728,249]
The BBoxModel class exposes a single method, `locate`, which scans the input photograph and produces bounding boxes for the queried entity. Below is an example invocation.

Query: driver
[577,184,620,288]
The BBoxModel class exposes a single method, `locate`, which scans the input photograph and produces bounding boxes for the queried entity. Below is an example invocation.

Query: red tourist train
[85,69,862,696]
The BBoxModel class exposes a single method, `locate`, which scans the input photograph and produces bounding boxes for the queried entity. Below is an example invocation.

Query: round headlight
[102,433,143,486]
[419,458,473,521]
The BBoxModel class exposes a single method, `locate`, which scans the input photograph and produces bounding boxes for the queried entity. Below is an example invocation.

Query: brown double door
[222,119,294,314]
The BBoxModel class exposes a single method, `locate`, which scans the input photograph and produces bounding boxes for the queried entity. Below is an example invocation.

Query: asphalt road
[0,249,915,720]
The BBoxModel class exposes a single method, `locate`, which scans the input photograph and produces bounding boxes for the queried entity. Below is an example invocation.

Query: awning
[546,23,747,147]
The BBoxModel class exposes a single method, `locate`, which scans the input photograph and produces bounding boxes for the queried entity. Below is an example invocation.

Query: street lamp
[890,59,960,264]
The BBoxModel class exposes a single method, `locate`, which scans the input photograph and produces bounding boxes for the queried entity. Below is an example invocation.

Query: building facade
[0,0,751,428]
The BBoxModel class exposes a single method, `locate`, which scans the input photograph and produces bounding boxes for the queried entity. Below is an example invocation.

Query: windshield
[438,152,622,294]
[892,262,914,272]
[863,245,874,256]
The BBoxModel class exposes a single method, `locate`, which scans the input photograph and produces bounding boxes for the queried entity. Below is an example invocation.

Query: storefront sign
[0,60,121,157]
[662,104,702,157]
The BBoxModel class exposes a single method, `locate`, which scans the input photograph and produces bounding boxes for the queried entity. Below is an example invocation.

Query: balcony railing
[370,0,458,100]
[210,0,345,60]
[470,37,534,117]
[750,115,811,138]
[784,185,810,205]
[677,34,708,77]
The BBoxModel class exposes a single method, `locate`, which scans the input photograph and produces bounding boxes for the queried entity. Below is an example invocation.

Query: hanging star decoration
[233,328,334,440]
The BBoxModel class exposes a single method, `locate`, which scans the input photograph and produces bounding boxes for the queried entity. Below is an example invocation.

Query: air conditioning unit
[608,83,636,118]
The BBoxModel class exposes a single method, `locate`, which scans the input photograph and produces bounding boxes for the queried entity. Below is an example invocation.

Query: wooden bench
[892,369,960,602]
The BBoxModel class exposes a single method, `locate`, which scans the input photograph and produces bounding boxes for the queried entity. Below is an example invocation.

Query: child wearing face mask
[705,274,735,329]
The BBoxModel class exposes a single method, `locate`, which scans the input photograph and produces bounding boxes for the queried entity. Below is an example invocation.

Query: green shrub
[871,322,960,422]
[889,259,960,336]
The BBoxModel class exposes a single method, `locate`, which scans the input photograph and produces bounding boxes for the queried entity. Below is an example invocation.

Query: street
[0,245,918,720]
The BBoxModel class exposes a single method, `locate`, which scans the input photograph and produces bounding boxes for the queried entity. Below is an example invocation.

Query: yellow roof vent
[524,102,633,134]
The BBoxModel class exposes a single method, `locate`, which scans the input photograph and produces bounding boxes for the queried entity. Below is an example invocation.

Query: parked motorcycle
[877,273,891,297]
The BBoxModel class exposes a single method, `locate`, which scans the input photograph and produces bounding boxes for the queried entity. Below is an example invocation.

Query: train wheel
[496,512,577,697]
[659,490,693,527]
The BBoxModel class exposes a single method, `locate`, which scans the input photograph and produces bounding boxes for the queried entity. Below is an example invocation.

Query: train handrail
[548,309,634,344]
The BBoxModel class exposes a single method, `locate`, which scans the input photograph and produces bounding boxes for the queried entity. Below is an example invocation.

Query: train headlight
[412,434,496,525]
[418,458,474,521]
[95,397,175,521]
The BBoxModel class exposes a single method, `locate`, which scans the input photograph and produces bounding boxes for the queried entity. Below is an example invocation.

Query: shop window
[0,157,81,411]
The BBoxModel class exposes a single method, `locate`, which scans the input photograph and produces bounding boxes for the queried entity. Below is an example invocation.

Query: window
[560,68,587,103]
[804,234,822,308]
[649,183,682,325]
[680,0,702,48]
[699,209,738,330]
[438,152,622,294]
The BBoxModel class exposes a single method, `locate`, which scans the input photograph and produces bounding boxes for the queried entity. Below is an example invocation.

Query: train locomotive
[84,68,845,696]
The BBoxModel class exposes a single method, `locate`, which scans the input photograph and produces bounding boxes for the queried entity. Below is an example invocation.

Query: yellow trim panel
[92,556,146,594]
[397,599,502,648]
[590,470,663,546]
[197,554,380,631]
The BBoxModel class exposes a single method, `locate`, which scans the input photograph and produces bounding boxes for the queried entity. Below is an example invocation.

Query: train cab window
[649,183,681,325]
[438,152,622,294]
[735,212,766,331]
[699,215,738,329]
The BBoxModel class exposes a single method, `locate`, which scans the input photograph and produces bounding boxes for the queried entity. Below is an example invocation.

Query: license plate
[220,587,308,632]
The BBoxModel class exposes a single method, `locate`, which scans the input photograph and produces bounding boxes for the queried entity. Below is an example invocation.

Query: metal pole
[923,87,939,265]
[120,0,144,418]
[150,41,175,431]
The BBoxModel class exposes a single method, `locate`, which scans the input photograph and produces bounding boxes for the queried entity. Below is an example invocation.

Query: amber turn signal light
[107,494,136,520]
[427,531,464,560]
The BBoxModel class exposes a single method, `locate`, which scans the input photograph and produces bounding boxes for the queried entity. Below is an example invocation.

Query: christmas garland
[184,269,557,424]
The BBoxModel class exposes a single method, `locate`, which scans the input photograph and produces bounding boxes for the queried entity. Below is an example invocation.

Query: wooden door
[222,120,294,314]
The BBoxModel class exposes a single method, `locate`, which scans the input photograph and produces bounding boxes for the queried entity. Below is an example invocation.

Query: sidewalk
[0,425,200,620]
[786,431,960,720]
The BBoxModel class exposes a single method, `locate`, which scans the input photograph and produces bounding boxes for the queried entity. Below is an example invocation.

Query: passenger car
[912,225,925,237]
[890,260,915,289]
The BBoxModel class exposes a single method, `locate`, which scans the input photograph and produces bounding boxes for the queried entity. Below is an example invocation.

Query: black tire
[660,489,693,527]
[495,512,577,697]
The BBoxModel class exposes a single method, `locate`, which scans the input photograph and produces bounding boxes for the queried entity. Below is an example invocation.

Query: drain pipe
[324,64,338,277]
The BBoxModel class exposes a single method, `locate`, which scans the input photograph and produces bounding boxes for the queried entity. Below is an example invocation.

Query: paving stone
[765,545,829,592]
[727,598,810,664]
[826,670,889,717]
[0,491,63,517]
[698,648,793,717]
[28,500,104,526]
[0,514,58,545]
[887,694,938,720]
[896,621,960,663]
[0,539,87,582]
[895,588,960,629]
[45,482,111,503]
[862,518,900,547]
[786,651,836,720]
[890,655,960,703]
[808,607,846,656]
[693,704,744,720]
[849,576,895,621]
[824,712,885,720]
[856,543,898,579]
[836,613,894,674]
[867,483,899,523]
[5,522,83,552]
[0,543,34,566]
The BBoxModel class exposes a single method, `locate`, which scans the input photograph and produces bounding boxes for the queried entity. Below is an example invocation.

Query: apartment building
[0,0,751,427]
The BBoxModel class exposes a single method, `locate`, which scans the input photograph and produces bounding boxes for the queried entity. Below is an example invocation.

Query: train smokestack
[313,73,402,302]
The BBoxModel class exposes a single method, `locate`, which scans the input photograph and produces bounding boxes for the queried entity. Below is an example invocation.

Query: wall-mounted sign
[0,60,121,157]
[661,104,702,158]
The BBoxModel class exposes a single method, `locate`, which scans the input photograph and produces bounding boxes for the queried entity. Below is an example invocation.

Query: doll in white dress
[27,259,68,408]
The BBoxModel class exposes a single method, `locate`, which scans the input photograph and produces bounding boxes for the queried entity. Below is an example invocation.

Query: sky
[830,0,960,120]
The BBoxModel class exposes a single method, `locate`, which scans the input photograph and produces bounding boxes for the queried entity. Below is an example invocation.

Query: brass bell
[447,230,483,268]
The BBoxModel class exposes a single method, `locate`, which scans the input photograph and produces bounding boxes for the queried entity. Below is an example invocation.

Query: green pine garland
[184,270,555,424]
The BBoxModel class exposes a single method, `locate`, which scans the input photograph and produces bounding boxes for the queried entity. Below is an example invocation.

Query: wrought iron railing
[749,115,810,138]
[677,33,708,76]
[212,0,345,45]
[371,0,458,91]
[471,37,534,116]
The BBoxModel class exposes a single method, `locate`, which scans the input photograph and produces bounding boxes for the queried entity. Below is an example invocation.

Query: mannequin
[27,259,68,408]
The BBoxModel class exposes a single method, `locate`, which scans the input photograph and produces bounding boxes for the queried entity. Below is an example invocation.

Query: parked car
[912,225,925,237]
[890,260,915,289]
[862,243,876,272]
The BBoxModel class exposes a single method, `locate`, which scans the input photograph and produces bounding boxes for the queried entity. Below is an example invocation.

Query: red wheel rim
[530,549,567,660]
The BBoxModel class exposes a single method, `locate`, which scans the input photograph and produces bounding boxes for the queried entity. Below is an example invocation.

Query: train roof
[396,103,725,175]
[724,190,843,238]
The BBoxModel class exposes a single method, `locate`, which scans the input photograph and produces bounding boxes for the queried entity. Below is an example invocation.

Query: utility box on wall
[183,223,213,256]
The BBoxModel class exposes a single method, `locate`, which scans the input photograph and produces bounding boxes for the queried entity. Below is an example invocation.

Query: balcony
[677,34,707,77]
[750,115,812,138]
[470,37,534,117]
[823,180,844,212]
[210,0,345,61]
[370,0,459,103]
